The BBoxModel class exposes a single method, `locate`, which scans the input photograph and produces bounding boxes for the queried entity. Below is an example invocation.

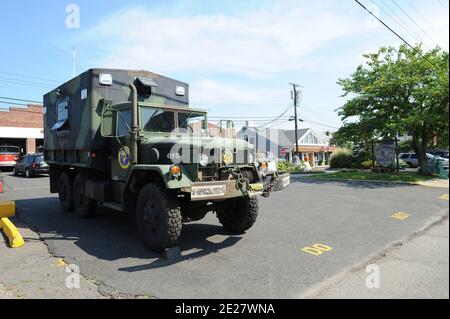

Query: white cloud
[80,2,366,77]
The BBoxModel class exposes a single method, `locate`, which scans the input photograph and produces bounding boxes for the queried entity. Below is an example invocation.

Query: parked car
[0,145,21,170]
[399,152,449,168]
[399,153,419,167]
[13,153,49,177]
[428,150,449,159]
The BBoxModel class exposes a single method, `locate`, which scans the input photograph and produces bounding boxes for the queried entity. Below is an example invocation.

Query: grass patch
[306,171,438,183]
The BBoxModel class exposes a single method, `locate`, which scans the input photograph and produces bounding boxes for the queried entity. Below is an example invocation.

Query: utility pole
[289,83,301,160]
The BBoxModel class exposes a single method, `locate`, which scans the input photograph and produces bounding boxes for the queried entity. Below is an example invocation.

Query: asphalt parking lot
[1,172,448,298]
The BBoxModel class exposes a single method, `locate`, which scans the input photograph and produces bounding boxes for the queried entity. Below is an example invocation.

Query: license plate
[41,163,48,167]
[191,184,226,199]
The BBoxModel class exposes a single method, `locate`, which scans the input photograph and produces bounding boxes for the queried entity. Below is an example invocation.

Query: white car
[399,152,449,168]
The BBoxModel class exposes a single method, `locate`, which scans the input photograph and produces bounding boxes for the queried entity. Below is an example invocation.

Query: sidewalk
[303,216,449,299]
[0,218,102,299]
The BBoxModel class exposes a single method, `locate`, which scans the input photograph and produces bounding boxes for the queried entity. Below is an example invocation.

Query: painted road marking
[438,194,449,200]
[302,243,332,256]
[391,212,411,220]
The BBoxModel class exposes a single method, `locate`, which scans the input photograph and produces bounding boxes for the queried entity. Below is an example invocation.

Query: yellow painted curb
[0,217,25,248]
[0,201,15,218]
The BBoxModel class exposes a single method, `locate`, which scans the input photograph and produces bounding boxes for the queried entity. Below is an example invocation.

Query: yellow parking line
[391,212,411,220]
[438,194,449,200]
[301,243,332,256]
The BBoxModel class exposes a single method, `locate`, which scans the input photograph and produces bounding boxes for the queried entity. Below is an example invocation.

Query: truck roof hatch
[134,77,158,97]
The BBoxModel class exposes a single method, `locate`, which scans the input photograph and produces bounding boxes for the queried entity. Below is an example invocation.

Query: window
[303,132,320,145]
[141,107,175,133]
[117,110,132,137]
[57,98,68,122]
[410,154,417,159]
[34,155,44,163]
[0,146,19,153]
[51,97,70,131]
[400,154,409,159]
[178,111,206,134]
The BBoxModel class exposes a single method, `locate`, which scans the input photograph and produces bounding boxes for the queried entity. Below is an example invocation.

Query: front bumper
[0,161,16,167]
[182,180,263,201]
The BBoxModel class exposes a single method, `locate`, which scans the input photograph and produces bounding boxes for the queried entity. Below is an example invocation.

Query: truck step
[101,202,124,212]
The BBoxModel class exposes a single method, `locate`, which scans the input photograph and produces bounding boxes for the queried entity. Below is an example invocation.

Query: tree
[336,44,449,175]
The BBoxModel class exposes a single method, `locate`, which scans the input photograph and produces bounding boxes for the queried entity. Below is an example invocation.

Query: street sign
[375,141,395,167]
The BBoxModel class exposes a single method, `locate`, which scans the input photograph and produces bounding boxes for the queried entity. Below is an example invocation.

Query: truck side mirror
[100,104,117,138]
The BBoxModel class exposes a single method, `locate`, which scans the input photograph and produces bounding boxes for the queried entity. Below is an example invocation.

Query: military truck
[44,69,289,252]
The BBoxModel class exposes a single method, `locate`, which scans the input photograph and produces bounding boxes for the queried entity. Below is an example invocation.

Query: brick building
[0,104,44,154]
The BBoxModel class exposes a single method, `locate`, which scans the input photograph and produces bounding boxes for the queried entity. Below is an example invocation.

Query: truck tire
[216,197,258,233]
[58,172,74,212]
[136,184,182,252]
[73,174,97,218]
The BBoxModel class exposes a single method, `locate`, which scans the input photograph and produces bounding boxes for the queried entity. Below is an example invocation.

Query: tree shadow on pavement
[291,178,416,190]
[14,197,242,267]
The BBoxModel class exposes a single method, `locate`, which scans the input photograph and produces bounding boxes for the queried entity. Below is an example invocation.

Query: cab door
[110,107,133,182]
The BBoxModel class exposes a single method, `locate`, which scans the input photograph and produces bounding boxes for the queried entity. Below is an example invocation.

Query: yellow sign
[223,152,233,165]
[118,146,131,169]
[391,212,411,220]
[439,194,449,200]
[302,243,332,256]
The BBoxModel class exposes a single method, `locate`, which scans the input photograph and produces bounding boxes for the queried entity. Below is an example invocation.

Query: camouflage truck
[44,68,289,252]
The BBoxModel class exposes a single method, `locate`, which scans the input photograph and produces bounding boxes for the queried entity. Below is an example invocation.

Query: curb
[291,175,417,185]
[0,217,25,248]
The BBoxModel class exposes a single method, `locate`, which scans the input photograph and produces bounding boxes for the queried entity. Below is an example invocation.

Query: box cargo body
[43,68,189,171]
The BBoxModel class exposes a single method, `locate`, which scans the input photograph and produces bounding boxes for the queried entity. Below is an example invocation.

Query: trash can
[427,160,449,179]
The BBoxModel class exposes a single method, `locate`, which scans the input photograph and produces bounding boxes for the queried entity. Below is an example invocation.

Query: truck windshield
[178,111,206,134]
[141,107,176,133]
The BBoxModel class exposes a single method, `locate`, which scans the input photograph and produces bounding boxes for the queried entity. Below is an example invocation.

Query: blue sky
[0,0,448,132]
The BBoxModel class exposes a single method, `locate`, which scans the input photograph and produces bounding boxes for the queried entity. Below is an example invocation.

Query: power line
[0,78,52,89]
[372,0,423,44]
[257,104,294,128]
[0,96,41,104]
[0,100,28,107]
[391,0,441,48]
[405,0,449,45]
[354,0,441,70]
[0,71,61,84]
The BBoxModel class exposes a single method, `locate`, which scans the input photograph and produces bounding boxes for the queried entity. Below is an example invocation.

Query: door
[17,156,28,173]
[110,108,133,182]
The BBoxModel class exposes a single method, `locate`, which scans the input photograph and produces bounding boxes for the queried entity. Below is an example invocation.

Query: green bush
[361,160,374,169]
[277,160,305,173]
[361,159,408,170]
[329,148,354,168]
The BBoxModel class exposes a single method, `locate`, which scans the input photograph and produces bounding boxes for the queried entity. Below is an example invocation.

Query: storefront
[0,105,44,155]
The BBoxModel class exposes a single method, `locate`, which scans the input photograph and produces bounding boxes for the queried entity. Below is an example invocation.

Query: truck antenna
[72,46,77,78]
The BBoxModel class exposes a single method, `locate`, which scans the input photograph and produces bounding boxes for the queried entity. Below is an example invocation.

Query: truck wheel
[136,184,182,252]
[58,172,74,212]
[216,197,258,233]
[73,174,97,218]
